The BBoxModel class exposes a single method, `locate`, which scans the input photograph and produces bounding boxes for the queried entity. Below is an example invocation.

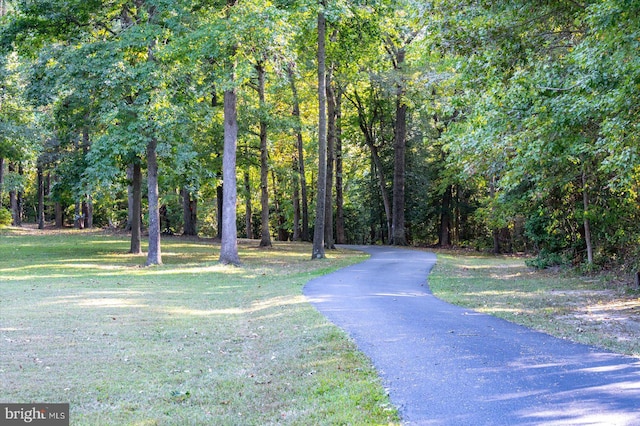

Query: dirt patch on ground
[551,289,640,350]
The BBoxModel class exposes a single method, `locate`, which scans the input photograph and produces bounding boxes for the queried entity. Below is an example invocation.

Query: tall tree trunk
[45,173,51,222]
[439,185,452,247]
[312,2,327,259]
[391,48,408,246]
[182,187,198,236]
[582,165,593,264]
[256,62,272,248]
[219,0,241,261]
[37,164,44,229]
[218,0,240,266]
[55,202,63,228]
[324,70,336,249]
[335,88,345,244]
[126,164,134,231]
[84,196,93,229]
[130,163,142,254]
[349,90,392,243]
[288,64,310,242]
[244,171,253,239]
[292,157,301,241]
[74,201,83,229]
[146,138,162,266]
[216,184,223,239]
[371,145,392,242]
[219,87,240,265]
[143,11,161,266]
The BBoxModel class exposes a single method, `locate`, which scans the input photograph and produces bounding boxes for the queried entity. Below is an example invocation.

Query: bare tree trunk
[288,64,310,242]
[335,89,345,244]
[146,138,162,266]
[126,164,134,231]
[218,0,240,265]
[182,187,198,236]
[74,201,83,229]
[391,53,408,246]
[216,184,223,240]
[244,171,253,239]
[55,202,63,228]
[439,185,452,247]
[382,36,410,246]
[219,87,241,265]
[130,163,142,254]
[312,2,327,259]
[45,173,51,221]
[324,70,336,249]
[84,196,93,229]
[371,145,392,242]
[256,62,272,248]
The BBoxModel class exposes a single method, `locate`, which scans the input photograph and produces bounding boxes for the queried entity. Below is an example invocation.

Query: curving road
[303,246,640,425]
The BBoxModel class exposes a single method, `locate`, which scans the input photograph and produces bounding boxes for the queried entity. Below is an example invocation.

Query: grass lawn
[428,250,640,358]
[0,228,399,425]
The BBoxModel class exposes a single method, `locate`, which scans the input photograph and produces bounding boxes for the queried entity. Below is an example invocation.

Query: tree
[218,0,241,265]
[324,66,336,250]
[383,1,424,246]
[130,163,142,254]
[219,87,240,264]
[145,136,162,265]
[288,63,310,241]
[254,61,272,248]
[312,0,327,259]
[334,85,346,244]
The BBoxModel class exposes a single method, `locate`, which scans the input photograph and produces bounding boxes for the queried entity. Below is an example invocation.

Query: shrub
[525,249,569,269]
[0,208,11,228]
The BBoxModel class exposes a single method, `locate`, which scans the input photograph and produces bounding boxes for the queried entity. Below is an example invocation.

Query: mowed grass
[0,228,399,425]
[428,250,640,357]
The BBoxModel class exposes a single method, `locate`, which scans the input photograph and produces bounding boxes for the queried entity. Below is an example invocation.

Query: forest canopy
[1,0,639,272]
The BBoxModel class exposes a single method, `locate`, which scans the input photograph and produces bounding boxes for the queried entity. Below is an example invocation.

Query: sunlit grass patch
[428,250,640,357]
[0,229,398,425]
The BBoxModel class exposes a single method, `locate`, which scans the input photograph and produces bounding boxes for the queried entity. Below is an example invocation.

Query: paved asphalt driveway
[303,246,640,425]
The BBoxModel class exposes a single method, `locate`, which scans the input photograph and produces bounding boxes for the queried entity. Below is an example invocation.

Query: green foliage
[2,0,640,273]
[0,208,11,227]
[525,249,569,270]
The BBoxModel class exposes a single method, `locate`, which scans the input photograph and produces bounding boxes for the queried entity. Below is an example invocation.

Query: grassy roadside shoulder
[0,228,399,425]
[428,250,640,358]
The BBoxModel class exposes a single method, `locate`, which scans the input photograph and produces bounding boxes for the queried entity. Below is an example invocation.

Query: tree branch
[536,81,581,92]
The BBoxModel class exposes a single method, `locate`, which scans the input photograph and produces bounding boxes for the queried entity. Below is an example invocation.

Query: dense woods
[1,0,639,272]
